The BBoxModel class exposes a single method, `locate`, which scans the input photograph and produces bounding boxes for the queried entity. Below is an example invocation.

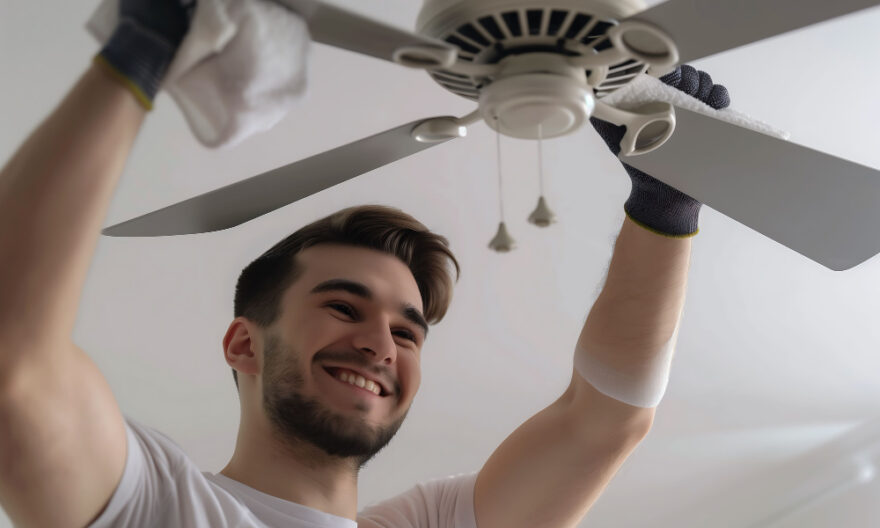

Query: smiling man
[0,1,730,527]
[216,227,458,522]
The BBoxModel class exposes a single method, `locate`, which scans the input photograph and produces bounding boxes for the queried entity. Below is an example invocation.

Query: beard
[261,331,407,469]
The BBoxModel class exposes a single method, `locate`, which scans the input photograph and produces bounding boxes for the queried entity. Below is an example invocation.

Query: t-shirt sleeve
[87,415,201,528]
[356,471,479,528]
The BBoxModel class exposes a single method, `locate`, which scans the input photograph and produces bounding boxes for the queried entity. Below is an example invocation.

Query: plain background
[1,0,880,526]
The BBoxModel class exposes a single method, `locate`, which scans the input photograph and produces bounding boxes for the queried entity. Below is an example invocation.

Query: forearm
[475,204,695,528]
[0,62,145,353]
[579,216,692,353]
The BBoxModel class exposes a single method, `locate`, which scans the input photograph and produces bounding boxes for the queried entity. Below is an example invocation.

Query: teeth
[333,369,381,395]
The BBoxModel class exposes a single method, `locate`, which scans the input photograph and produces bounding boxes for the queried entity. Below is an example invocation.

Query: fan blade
[628,0,880,64]
[620,107,880,271]
[272,0,456,65]
[103,119,458,237]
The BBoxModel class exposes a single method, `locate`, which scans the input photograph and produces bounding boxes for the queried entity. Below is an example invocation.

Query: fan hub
[478,52,593,139]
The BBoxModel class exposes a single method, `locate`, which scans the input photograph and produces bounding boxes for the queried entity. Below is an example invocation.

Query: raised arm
[0,3,191,526]
[474,66,729,528]
[0,64,145,368]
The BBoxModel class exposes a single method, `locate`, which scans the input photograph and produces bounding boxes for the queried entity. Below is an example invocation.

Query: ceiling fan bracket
[592,100,676,156]
[411,117,469,143]
[607,19,679,71]
[392,44,458,69]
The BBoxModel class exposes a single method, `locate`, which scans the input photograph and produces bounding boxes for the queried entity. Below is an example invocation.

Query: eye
[328,303,419,345]
[327,303,356,318]
[393,329,418,343]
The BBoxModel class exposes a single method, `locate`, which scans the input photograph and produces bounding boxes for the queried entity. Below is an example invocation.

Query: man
[0,1,729,527]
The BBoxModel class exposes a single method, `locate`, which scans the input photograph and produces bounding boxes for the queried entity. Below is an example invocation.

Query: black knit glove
[590,65,731,238]
[95,0,196,109]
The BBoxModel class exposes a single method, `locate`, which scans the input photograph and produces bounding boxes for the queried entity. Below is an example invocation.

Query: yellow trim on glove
[624,211,699,239]
[93,54,154,111]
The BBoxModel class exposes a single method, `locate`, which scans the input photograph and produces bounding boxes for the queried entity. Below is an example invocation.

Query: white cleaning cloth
[600,73,790,141]
[87,0,310,148]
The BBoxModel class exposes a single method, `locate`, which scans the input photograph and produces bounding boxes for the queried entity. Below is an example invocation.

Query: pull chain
[538,122,545,196]
[527,121,557,228]
[488,117,516,252]
[495,117,505,222]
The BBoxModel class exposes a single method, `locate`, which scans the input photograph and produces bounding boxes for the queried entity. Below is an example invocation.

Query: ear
[223,317,261,380]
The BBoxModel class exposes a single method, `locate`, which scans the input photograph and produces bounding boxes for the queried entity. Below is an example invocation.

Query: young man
[0,1,729,527]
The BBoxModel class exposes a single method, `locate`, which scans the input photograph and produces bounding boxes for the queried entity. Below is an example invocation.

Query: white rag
[87,0,310,148]
[600,73,791,141]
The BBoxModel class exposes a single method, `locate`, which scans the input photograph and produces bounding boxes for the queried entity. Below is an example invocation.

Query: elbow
[599,403,656,452]
[626,407,655,443]
[605,406,655,449]
[571,402,656,456]
[566,372,657,447]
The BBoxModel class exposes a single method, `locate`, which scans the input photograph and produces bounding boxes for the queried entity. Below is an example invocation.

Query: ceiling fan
[103,0,880,272]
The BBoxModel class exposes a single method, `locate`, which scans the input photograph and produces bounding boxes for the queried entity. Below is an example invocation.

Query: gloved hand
[590,65,731,238]
[95,0,196,110]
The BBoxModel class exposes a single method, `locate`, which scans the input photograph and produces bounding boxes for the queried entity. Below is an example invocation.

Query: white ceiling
[2,1,880,526]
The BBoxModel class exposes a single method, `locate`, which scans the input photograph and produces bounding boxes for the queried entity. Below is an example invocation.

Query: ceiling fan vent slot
[435,70,469,80]
[526,10,543,35]
[478,15,505,40]
[564,13,592,39]
[424,6,649,101]
[433,74,477,88]
[445,34,481,54]
[607,63,644,79]
[587,21,614,40]
[547,10,568,36]
[593,38,614,51]
[500,11,522,36]
[458,23,491,46]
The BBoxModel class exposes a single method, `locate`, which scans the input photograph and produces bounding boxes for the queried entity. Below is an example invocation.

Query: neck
[219,412,359,520]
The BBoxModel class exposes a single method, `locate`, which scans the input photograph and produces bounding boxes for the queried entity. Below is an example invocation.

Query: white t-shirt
[88,416,479,528]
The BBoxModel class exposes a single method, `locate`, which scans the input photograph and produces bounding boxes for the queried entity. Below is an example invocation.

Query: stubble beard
[261,331,407,469]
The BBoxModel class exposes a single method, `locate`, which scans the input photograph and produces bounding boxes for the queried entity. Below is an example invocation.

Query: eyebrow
[309,279,429,339]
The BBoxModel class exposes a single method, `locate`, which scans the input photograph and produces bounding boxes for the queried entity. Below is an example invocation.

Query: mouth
[323,366,390,397]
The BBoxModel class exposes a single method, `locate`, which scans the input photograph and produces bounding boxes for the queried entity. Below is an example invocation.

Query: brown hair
[231,205,460,390]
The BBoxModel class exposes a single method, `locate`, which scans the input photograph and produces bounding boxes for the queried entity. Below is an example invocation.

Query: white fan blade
[621,107,880,271]
[102,119,458,237]
[272,0,456,65]
[629,0,880,64]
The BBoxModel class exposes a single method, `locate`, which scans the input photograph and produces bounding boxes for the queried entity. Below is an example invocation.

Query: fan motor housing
[416,0,651,101]
[417,0,647,34]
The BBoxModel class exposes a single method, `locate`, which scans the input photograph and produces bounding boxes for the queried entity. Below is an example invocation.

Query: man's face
[259,244,427,468]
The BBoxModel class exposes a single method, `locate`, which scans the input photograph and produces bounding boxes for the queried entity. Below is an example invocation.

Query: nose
[351,316,397,365]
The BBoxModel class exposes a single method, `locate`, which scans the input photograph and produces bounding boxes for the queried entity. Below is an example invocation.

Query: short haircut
[230,205,460,390]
